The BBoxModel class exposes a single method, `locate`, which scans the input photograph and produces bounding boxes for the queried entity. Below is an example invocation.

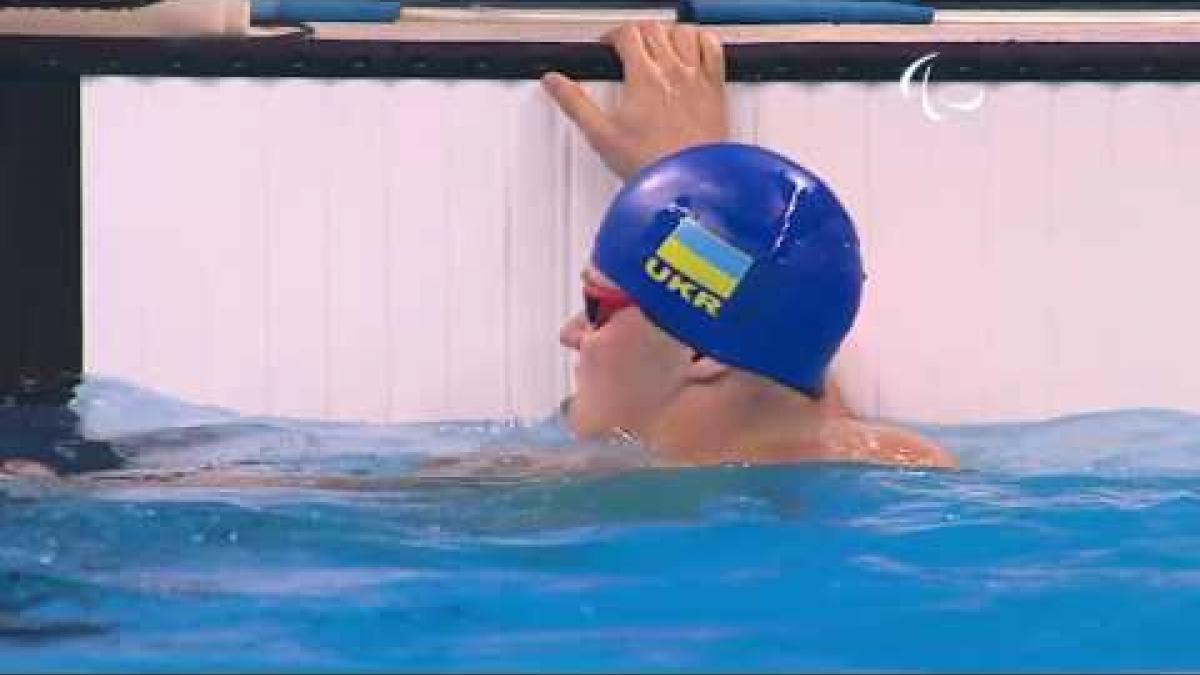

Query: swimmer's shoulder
[814,381,956,469]
[814,412,956,470]
[858,422,958,470]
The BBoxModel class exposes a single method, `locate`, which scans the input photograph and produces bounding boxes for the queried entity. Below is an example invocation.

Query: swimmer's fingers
[639,21,686,75]
[669,23,702,69]
[541,71,616,147]
[698,28,726,83]
[605,22,660,86]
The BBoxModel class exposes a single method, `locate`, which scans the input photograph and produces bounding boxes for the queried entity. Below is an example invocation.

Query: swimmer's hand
[541,21,729,180]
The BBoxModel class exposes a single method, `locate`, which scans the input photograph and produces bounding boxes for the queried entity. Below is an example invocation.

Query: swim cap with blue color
[591,143,863,398]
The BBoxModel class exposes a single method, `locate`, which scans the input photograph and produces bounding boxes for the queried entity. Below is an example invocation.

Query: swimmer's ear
[686,351,730,384]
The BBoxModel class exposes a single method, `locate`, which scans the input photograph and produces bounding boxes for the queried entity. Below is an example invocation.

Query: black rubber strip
[2,36,1200,81]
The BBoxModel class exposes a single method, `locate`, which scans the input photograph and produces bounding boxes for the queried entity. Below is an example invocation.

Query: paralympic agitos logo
[900,52,986,122]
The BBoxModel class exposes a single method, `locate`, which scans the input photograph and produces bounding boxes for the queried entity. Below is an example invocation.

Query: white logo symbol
[900,52,985,122]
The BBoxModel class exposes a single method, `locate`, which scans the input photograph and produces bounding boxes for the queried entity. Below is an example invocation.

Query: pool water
[2,378,1199,672]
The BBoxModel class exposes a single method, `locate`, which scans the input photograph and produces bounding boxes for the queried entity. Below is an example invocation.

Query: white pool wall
[82,78,1200,425]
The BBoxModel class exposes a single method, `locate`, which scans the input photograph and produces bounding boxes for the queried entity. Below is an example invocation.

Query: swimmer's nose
[559,313,586,351]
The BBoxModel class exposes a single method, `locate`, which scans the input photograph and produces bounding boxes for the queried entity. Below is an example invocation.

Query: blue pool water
[3,378,1200,672]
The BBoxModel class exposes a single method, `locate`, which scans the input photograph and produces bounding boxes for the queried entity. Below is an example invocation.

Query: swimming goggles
[583,283,635,328]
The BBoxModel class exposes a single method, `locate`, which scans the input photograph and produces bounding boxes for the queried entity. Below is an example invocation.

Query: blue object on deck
[679,0,934,25]
[251,0,404,24]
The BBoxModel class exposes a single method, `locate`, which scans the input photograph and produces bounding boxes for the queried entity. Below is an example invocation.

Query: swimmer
[540,22,956,470]
[0,22,954,485]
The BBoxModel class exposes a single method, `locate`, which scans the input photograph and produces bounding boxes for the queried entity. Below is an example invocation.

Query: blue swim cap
[591,143,863,398]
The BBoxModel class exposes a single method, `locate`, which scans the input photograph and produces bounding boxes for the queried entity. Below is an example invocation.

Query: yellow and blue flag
[655,217,753,299]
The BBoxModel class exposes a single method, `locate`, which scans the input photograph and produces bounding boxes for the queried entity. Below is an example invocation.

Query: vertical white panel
[754,81,813,160]
[323,80,393,423]
[195,80,270,415]
[140,78,220,406]
[1046,83,1116,415]
[83,78,149,383]
[381,80,451,422]
[727,82,760,143]
[261,80,331,419]
[441,82,512,419]
[1110,83,1200,411]
[861,78,939,423]
[86,78,272,413]
[1163,85,1200,411]
[505,81,573,420]
[918,81,992,422]
[977,83,1057,422]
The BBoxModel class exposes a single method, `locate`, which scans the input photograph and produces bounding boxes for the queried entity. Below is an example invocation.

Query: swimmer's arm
[61,449,648,491]
[411,447,650,479]
[0,459,57,478]
[541,21,729,180]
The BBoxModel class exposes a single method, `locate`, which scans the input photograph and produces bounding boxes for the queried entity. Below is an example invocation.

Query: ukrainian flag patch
[655,217,753,299]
